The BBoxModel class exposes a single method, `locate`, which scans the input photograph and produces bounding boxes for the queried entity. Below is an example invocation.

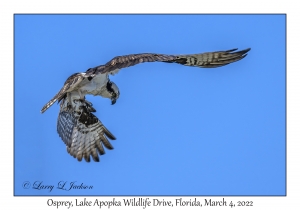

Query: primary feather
[57,98,116,162]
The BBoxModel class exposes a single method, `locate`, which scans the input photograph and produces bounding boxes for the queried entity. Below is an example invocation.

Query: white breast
[110,68,120,75]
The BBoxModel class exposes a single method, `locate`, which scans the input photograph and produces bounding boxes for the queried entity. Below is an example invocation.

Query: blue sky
[14,14,285,196]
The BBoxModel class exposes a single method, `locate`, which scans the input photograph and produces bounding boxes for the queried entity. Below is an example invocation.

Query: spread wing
[42,48,250,113]
[41,73,85,113]
[57,99,116,162]
[86,48,251,76]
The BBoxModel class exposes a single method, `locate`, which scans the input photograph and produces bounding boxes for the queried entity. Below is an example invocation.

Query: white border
[3,1,297,209]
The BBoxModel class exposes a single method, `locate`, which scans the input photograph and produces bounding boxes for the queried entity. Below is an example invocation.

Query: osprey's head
[106,81,120,105]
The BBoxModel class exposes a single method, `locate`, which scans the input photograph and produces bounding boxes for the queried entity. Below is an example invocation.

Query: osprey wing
[57,99,116,162]
[86,48,251,76]
[41,73,85,113]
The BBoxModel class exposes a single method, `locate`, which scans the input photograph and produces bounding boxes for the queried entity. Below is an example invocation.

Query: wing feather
[167,48,251,68]
[57,99,116,162]
[57,110,76,147]
[96,140,105,155]
[100,135,114,150]
[86,48,250,76]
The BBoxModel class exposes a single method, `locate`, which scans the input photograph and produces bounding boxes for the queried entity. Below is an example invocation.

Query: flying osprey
[41,48,251,162]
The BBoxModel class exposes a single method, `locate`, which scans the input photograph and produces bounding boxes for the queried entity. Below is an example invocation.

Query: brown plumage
[88,48,251,75]
[42,48,250,162]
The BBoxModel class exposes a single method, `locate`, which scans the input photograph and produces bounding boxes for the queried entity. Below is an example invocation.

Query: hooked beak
[111,98,117,105]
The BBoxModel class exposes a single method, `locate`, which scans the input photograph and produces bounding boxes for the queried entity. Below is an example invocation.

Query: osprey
[41,48,251,162]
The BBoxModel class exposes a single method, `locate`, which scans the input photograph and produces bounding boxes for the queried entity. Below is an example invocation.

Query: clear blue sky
[14,14,285,196]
